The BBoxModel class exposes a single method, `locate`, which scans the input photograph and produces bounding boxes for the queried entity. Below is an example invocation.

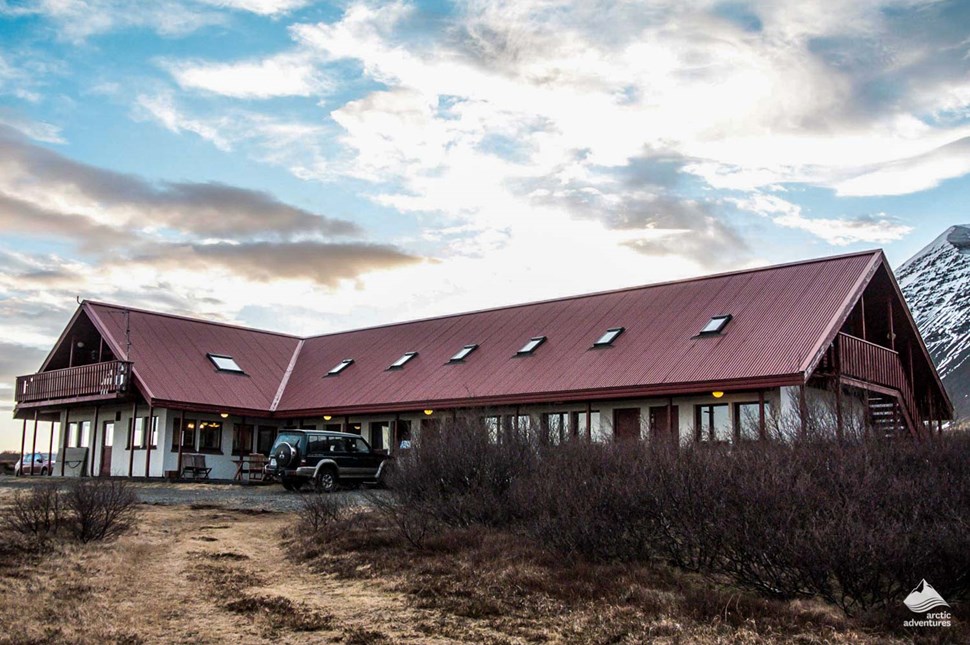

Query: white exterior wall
[49,385,868,479]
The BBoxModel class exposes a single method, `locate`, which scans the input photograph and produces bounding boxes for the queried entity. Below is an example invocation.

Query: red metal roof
[80,250,885,416]
[85,303,301,413]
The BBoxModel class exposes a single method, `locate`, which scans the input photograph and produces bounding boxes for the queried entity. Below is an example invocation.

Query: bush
[297,491,352,537]
[1,479,138,547]
[2,482,65,544]
[65,479,138,543]
[384,415,970,616]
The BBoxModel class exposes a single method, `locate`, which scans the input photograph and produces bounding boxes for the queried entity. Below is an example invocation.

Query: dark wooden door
[649,405,680,444]
[613,408,641,441]
[100,421,114,476]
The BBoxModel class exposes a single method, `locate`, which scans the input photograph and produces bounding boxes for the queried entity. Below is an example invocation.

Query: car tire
[314,467,338,493]
[40,467,47,476]
[281,477,300,492]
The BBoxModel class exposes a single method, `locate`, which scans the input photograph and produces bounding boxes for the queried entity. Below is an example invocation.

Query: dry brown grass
[287,512,963,644]
[0,482,961,644]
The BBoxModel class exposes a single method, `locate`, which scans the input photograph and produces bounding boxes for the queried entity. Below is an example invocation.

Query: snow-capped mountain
[897,225,970,420]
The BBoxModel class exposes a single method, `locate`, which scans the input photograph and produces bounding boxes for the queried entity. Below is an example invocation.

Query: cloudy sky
[2,0,969,448]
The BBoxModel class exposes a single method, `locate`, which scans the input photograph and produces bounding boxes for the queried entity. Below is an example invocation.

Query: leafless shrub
[364,490,436,549]
[297,491,351,537]
[388,414,537,529]
[386,411,970,616]
[64,479,138,543]
[2,482,66,544]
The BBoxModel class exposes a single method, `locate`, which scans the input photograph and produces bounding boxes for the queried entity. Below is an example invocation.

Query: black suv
[264,430,390,492]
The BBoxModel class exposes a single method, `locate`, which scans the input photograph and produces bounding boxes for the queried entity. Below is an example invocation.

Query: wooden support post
[344,415,350,432]
[47,421,55,476]
[798,384,808,438]
[834,337,843,441]
[18,418,26,477]
[887,299,895,351]
[68,334,75,368]
[667,397,674,445]
[585,403,592,441]
[30,410,39,476]
[90,405,101,477]
[937,418,943,436]
[127,400,138,478]
[98,337,104,362]
[860,293,867,340]
[176,409,186,476]
[758,390,767,441]
[59,409,70,476]
[144,405,154,478]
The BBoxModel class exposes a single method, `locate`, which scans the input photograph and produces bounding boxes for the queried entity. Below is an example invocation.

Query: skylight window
[388,352,417,369]
[449,344,478,363]
[208,353,244,373]
[593,327,625,347]
[327,359,354,376]
[700,315,732,335]
[517,336,546,355]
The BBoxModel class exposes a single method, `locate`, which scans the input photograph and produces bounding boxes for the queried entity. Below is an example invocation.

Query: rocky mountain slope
[897,225,970,420]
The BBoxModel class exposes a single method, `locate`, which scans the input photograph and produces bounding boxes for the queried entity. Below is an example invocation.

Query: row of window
[207,315,734,378]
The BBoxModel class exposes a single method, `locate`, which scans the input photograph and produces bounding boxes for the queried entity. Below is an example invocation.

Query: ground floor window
[370,421,391,452]
[696,404,730,442]
[324,423,343,433]
[570,410,605,442]
[103,421,114,447]
[396,420,412,449]
[734,401,773,441]
[484,416,501,443]
[541,412,570,444]
[172,418,197,451]
[79,421,91,448]
[67,422,79,448]
[232,423,254,455]
[256,425,277,455]
[198,421,223,452]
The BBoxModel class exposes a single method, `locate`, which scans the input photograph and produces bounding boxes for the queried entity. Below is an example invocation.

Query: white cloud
[1,0,227,42]
[729,193,913,246]
[0,110,65,144]
[164,53,329,98]
[198,0,311,16]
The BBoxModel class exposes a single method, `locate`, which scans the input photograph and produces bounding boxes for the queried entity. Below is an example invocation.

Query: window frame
[592,327,625,348]
[327,358,354,376]
[516,336,547,356]
[171,418,197,452]
[695,403,731,443]
[388,351,417,370]
[698,314,732,336]
[197,421,224,453]
[448,344,478,363]
[207,353,245,374]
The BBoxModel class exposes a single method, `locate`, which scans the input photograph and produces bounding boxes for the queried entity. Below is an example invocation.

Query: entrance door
[100,421,114,476]
[613,408,641,441]
[649,405,680,444]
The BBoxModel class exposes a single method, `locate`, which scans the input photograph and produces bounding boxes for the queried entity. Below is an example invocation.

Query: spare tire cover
[274,442,297,468]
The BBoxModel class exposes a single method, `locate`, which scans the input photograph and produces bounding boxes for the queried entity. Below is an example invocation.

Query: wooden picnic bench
[180,453,211,480]
[232,453,267,483]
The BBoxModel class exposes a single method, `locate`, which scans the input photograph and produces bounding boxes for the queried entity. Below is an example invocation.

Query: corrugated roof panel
[77,251,882,414]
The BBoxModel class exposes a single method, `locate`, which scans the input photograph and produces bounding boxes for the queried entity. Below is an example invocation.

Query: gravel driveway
[0,475,377,512]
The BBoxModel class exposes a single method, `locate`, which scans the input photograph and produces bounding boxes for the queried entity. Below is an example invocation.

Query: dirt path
[0,505,505,644]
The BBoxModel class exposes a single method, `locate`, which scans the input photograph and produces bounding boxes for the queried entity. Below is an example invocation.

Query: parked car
[14,452,55,476]
[264,430,390,492]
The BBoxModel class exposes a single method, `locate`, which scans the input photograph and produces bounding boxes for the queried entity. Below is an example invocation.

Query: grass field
[0,482,960,644]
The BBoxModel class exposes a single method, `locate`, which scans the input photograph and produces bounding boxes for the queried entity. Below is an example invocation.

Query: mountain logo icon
[903,579,950,613]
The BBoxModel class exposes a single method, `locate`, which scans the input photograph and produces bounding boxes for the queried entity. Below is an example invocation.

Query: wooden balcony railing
[15,360,133,404]
[834,333,922,435]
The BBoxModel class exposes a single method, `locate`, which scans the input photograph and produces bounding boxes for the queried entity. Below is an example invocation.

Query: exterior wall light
[323,415,332,421]
[424,409,434,415]
[712,391,724,399]
[220,412,229,418]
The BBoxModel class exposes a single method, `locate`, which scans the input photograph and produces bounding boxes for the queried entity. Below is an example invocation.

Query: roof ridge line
[302,249,883,340]
[83,300,302,339]
[271,338,305,412]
